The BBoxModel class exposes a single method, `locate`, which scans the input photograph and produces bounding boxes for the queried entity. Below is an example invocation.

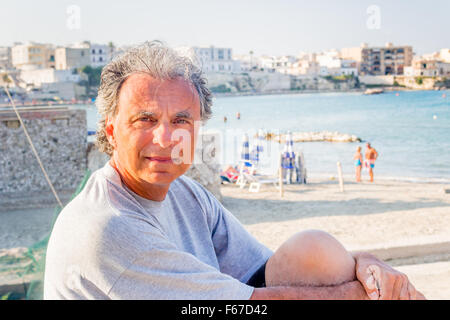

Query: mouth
[145,156,174,163]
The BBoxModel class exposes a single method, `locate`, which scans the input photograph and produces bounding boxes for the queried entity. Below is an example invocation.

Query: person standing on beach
[353,146,363,182]
[44,41,423,300]
[364,142,379,182]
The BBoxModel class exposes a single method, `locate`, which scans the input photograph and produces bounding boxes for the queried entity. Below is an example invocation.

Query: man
[365,142,379,182]
[44,42,422,300]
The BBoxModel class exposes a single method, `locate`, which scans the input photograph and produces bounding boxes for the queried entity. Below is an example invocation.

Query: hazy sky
[1,0,448,56]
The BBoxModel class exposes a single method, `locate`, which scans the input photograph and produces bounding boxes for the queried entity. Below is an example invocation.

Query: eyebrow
[131,110,193,120]
[174,110,193,119]
[131,111,157,121]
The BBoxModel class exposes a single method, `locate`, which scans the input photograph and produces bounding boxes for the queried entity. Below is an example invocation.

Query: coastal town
[1,41,450,105]
[0,0,449,302]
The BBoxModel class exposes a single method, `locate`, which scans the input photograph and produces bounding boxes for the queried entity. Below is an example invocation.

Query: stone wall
[0,106,222,211]
[0,107,87,210]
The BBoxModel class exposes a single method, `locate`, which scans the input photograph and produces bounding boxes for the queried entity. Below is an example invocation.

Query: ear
[105,115,116,149]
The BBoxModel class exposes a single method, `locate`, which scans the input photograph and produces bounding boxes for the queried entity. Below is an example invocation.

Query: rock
[267,131,362,143]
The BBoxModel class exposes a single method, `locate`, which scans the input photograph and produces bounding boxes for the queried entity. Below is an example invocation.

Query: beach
[222,177,450,252]
[221,176,450,299]
[1,175,449,299]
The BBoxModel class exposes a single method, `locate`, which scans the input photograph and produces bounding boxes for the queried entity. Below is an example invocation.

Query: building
[0,47,12,70]
[259,55,297,74]
[90,44,110,67]
[66,42,111,68]
[178,46,239,73]
[341,44,366,63]
[359,43,413,76]
[20,68,82,86]
[315,50,357,76]
[405,59,450,77]
[439,49,450,63]
[11,42,55,70]
[55,47,90,70]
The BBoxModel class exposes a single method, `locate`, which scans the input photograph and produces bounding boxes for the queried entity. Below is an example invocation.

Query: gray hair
[95,40,213,156]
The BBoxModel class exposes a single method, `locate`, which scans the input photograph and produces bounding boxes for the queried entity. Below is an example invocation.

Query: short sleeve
[107,236,255,300]
[209,202,273,283]
[183,177,273,283]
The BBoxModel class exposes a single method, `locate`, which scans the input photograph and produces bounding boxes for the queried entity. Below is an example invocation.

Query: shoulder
[171,175,217,205]
[47,165,164,271]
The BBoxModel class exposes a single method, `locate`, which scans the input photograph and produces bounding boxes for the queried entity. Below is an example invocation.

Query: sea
[79,89,450,182]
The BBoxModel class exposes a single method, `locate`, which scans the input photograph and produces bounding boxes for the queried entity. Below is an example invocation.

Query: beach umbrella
[250,129,265,165]
[281,131,296,184]
[240,133,251,167]
[256,129,265,153]
[282,131,295,169]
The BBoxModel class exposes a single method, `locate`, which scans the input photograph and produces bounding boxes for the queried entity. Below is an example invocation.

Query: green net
[0,169,91,300]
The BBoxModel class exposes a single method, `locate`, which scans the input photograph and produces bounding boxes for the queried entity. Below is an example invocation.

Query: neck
[109,158,169,202]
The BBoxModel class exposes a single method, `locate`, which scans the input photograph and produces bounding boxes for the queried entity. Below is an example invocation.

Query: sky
[0,0,449,56]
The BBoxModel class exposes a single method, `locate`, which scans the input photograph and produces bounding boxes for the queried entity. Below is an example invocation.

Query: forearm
[250,281,369,300]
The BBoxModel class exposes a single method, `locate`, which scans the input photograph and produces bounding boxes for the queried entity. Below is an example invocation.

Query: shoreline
[309,173,450,185]
[212,86,445,98]
[2,87,446,108]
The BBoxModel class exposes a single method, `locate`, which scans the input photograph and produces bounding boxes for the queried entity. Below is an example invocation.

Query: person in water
[353,146,363,182]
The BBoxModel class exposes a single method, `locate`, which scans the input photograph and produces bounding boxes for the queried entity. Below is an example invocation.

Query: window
[99,49,103,54]
[99,57,103,62]
[92,49,95,54]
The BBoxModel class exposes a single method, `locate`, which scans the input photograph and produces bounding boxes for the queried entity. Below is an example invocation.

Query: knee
[266,230,356,287]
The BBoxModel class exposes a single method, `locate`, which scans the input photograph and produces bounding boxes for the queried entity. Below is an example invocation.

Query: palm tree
[108,41,115,60]
[2,73,12,88]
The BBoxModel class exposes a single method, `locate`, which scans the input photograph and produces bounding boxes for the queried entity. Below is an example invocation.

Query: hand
[353,252,425,300]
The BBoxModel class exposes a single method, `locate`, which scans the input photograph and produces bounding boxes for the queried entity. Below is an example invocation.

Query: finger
[379,272,394,300]
[399,276,410,300]
[364,265,380,300]
[390,274,404,300]
[365,275,379,300]
[408,282,417,300]
[416,291,426,300]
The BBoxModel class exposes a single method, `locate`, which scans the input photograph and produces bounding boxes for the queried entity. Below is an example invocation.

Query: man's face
[106,73,201,187]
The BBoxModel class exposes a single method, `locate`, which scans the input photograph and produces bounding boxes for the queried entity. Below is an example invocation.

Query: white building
[0,47,12,70]
[11,42,55,70]
[90,44,110,67]
[439,49,450,63]
[178,46,239,73]
[67,42,111,68]
[316,50,357,76]
[20,68,82,86]
[55,47,91,70]
[405,59,450,77]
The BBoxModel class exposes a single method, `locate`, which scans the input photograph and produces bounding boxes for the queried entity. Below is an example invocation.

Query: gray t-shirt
[44,162,273,299]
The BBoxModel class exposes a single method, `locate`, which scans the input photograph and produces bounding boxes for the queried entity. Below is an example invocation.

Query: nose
[152,121,173,149]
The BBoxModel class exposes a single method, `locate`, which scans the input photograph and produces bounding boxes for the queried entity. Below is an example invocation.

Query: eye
[174,118,189,124]
[140,117,156,123]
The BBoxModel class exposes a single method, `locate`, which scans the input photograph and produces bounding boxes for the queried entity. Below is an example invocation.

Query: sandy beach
[220,176,450,299]
[221,177,450,252]
[1,176,449,299]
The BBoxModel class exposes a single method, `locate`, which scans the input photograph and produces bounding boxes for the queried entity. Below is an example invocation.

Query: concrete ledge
[2,241,449,299]
[355,241,450,261]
